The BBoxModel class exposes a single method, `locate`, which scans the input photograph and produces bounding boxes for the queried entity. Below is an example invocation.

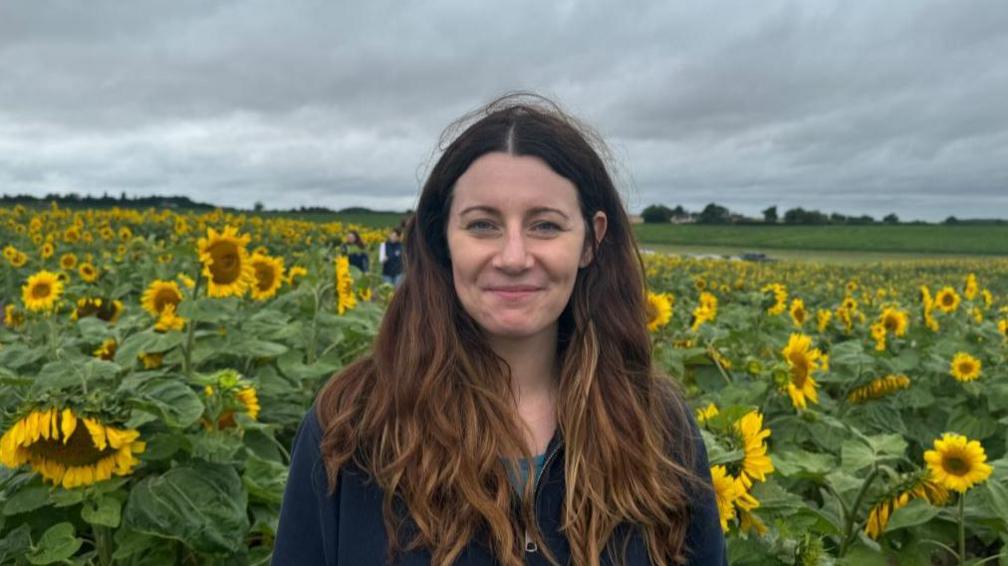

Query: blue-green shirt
[505,452,548,497]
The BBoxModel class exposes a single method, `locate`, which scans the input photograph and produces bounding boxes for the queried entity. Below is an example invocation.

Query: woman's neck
[487,326,559,455]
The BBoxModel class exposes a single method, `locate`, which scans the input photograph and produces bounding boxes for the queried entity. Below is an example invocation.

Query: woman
[341,229,370,273]
[274,95,726,565]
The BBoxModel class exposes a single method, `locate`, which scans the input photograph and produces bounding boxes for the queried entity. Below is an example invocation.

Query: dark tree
[762,206,778,224]
[882,213,899,224]
[641,204,674,223]
[697,203,731,224]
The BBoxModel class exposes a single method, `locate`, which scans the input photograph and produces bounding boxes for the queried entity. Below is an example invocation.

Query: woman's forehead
[450,153,580,214]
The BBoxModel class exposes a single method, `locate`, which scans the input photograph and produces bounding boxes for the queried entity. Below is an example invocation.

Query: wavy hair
[316,93,707,565]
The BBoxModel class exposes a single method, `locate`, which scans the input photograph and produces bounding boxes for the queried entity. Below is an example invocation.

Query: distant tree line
[640,202,1005,225]
[0,193,403,216]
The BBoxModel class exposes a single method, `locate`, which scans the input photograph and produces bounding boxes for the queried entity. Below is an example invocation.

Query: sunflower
[964,273,978,300]
[2,245,16,261]
[848,374,911,404]
[154,303,186,332]
[40,241,55,259]
[3,304,25,329]
[197,225,256,298]
[690,292,718,332]
[789,298,806,327]
[870,322,887,352]
[879,307,908,337]
[215,386,262,428]
[934,287,960,313]
[78,262,99,283]
[140,280,183,317]
[287,265,308,286]
[72,297,123,324]
[177,273,195,289]
[63,226,80,243]
[249,253,285,301]
[645,291,673,332]
[710,465,738,532]
[0,407,145,489]
[59,253,78,271]
[335,256,357,315]
[138,352,164,369]
[735,411,774,486]
[761,283,787,315]
[695,403,719,425]
[924,433,992,493]
[22,270,63,312]
[920,286,940,332]
[999,319,1008,340]
[93,338,117,361]
[949,352,981,383]
[781,333,823,410]
[814,308,830,330]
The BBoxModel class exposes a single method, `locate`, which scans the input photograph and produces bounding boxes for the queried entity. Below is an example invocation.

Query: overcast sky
[2,1,1006,221]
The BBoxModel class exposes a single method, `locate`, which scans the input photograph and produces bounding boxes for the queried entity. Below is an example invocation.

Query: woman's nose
[492,229,533,272]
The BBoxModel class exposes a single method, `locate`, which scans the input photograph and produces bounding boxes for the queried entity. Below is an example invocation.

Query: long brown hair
[316,94,707,565]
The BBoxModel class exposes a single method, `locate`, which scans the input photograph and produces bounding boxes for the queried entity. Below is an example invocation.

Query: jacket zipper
[524,441,561,554]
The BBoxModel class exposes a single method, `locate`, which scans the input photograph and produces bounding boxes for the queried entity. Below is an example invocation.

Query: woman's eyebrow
[457,205,570,221]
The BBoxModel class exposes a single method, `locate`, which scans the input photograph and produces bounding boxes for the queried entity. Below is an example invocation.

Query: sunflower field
[1,202,1007,565]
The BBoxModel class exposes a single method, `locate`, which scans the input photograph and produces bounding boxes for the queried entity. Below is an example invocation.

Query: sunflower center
[943,455,969,476]
[958,362,975,376]
[32,283,52,299]
[789,353,809,386]
[942,295,954,306]
[154,289,181,313]
[27,425,113,467]
[255,263,276,291]
[208,243,241,284]
[884,317,898,331]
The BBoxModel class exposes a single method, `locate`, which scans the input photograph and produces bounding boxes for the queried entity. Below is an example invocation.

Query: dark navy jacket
[272,408,727,565]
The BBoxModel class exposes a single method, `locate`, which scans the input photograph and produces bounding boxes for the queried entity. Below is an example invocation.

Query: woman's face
[446,152,606,343]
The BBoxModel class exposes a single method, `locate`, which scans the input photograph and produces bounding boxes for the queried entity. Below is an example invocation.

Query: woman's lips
[486,286,541,300]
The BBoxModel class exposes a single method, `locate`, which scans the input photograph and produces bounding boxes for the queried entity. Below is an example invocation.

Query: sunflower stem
[182,270,203,377]
[958,493,966,566]
[95,524,112,565]
[839,464,879,556]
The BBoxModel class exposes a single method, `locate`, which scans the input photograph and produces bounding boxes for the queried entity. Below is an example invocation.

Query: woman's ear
[579,211,608,268]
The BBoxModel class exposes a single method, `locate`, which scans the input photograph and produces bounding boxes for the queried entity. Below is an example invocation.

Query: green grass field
[631,224,1008,256]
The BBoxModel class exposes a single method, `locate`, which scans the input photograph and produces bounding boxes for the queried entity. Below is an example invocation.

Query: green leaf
[232,338,289,358]
[129,378,204,429]
[76,317,112,342]
[946,413,999,440]
[243,454,289,504]
[867,434,907,458]
[885,498,939,531]
[123,462,250,554]
[31,360,85,393]
[0,344,46,370]
[114,331,161,366]
[841,440,875,473]
[2,485,50,516]
[773,449,836,478]
[177,297,239,322]
[986,479,1008,521]
[81,495,121,528]
[0,524,31,556]
[24,522,82,565]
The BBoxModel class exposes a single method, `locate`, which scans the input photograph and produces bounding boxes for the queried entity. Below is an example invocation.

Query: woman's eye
[465,220,496,232]
[532,222,562,234]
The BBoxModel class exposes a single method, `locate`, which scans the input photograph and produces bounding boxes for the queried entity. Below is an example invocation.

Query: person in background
[379,227,403,287]
[340,230,369,274]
